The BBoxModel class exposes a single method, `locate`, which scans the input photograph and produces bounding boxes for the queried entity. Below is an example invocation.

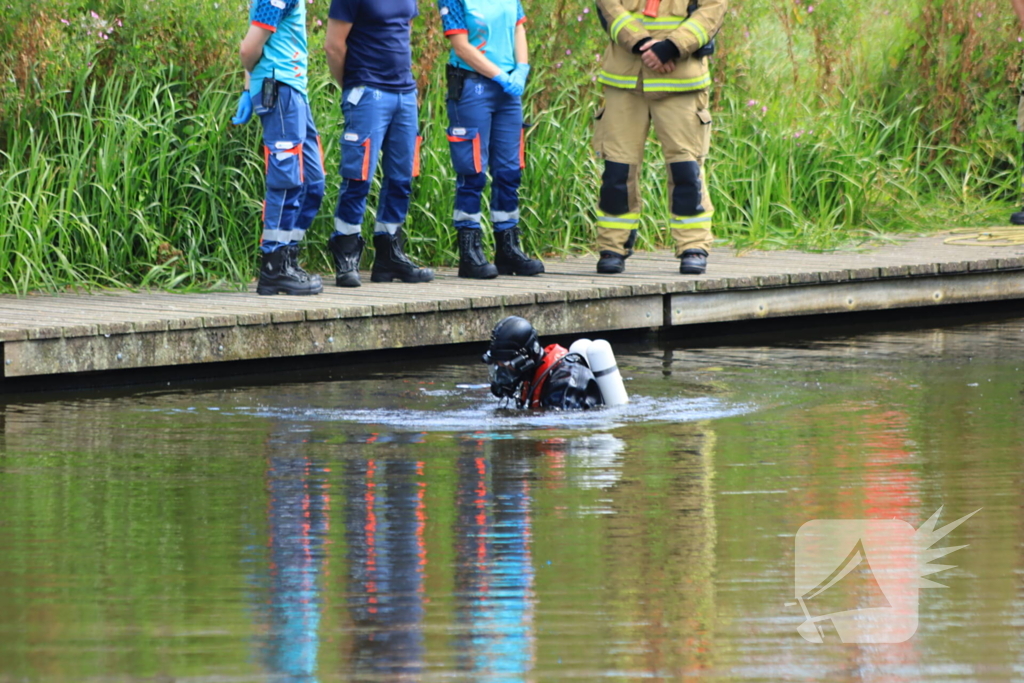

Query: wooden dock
[2,235,1023,379]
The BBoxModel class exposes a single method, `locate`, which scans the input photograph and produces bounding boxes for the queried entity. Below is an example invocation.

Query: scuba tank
[585,340,628,406]
[568,338,593,361]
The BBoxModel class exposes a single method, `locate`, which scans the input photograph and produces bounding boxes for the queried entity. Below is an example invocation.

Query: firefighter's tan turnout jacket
[596,0,727,94]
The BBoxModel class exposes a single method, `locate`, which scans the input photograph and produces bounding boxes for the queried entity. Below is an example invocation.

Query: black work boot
[1011,209,1024,225]
[457,228,499,279]
[597,251,628,274]
[494,227,544,276]
[596,228,637,274]
[370,230,434,283]
[257,247,323,296]
[679,249,709,275]
[284,244,323,289]
[327,233,364,288]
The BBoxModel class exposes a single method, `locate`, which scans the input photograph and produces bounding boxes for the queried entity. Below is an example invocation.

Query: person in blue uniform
[233,0,325,295]
[324,0,434,287]
[438,0,545,279]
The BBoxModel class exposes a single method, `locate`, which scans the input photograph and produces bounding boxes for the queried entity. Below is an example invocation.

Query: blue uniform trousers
[254,85,325,254]
[446,76,524,232]
[333,87,419,236]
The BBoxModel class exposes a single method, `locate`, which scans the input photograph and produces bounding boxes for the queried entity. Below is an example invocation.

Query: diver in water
[482,316,627,410]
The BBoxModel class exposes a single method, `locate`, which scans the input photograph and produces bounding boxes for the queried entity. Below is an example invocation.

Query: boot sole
[495,264,545,276]
[458,269,499,279]
[679,266,707,275]
[257,286,323,296]
[371,270,435,284]
[335,273,362,288]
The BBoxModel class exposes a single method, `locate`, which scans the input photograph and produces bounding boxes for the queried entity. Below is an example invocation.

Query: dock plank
[2,234,1024,379]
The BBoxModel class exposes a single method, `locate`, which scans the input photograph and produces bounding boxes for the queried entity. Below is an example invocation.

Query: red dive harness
[519,344,569,408]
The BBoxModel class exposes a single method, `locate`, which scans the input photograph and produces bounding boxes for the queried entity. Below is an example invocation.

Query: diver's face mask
[483,352,537,399]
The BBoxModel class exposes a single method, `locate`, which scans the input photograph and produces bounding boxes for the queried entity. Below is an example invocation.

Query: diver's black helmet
[482,316,544,400]
[482,316,543,364]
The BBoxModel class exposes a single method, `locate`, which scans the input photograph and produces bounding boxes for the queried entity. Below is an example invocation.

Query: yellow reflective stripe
[644,73,713,92]
[671,211,714,229]
[610,12,637,41]
[598,212,641,229]
[682,18,709,46]
[643,16,685,30]
[598,70,638,88]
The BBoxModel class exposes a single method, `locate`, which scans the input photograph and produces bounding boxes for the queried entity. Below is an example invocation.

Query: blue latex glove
[492,71,524,97]
[231,91,253,125]
[509,63,531,94]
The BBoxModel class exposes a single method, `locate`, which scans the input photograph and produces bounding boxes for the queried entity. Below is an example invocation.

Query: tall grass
[1,0,1021,293]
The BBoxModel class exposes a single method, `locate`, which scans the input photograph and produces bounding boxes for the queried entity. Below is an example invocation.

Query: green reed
[1,0,1021,292]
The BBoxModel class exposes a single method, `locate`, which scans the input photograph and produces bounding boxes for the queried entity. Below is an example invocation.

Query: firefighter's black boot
[257,247,323,296]
[679,249,708,275]
[457,228,499,279]
[596,228,637,274]
[494,227,544,276]
[1011,210,1024,225]
[370,230,434,283]
[327,233,364,288]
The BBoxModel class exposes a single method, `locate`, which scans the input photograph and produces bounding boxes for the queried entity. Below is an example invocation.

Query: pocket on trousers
[340,130,372,181]
[412,134,423,178]
[696,108,712,157]
[446,126,482,175]
[264,143,303,190]
[591,106,606,158]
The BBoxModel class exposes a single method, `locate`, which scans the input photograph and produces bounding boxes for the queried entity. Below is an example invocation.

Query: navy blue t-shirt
[328,0,418,93]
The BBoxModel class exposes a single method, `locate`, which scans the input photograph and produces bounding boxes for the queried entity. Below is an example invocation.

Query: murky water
[1,318,1023,682]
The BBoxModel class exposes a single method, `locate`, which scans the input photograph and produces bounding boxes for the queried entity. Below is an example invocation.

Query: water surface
[1,319,1023,681]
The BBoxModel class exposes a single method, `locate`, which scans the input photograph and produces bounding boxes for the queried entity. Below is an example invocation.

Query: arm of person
[447,33,503,78]
[324,19,353,88]
[239,24,272,73]
[1014,0,1024,29]
[595,0,652,53]
[514,20,528,65]
[666,0,727,57]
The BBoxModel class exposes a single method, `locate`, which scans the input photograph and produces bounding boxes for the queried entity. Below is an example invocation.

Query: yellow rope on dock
[943,227,1024,246]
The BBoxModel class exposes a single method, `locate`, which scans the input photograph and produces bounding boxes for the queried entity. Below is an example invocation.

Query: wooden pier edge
[2,238,1024,379]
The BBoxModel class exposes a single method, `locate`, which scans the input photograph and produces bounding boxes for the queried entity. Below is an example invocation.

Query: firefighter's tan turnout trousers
[593,86,714,258]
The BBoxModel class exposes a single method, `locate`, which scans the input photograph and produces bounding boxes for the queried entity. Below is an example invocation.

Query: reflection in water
[454,438,536,679]
[258,455,330,683]
[3,319,1024,681]
[345,458,426,678]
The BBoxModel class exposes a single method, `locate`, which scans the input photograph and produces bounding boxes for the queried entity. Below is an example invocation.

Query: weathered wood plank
[668,271,1024,326]
[3,296,664,377]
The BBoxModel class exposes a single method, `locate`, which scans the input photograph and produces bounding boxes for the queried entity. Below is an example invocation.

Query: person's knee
[492,167,522,189]
[599,161,631,216]
[670,160,704,216]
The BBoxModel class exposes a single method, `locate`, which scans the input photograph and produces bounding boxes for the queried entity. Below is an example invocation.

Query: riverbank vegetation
[0,0,1018,292]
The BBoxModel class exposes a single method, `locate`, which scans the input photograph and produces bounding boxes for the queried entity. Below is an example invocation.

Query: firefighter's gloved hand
[509,63,531,94]
[648,39,681,64]
[632,37,653,54]
[231,91,253,125]
[492,71,524,97]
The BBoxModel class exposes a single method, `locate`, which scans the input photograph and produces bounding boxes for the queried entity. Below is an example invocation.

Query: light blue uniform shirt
[438,0,526,73]
[250,0,309,101]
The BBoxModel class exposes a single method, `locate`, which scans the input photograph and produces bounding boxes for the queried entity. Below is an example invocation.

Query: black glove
[648,39,681,64]
[632,37,653,54]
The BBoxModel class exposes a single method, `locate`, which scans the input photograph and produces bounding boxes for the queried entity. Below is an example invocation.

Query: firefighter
[592,0,727,275]
[482,316,604,410]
